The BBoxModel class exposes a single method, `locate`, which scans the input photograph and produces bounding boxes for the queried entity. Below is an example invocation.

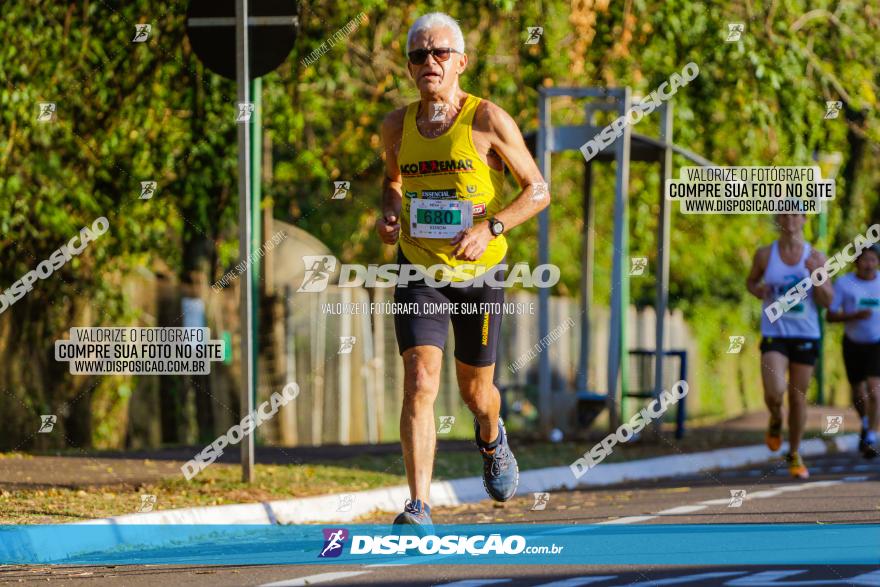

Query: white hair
[406,12,465,54]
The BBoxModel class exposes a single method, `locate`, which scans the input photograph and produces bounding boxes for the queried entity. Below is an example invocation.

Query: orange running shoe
[765,418,783,452]
[786,452,809,479]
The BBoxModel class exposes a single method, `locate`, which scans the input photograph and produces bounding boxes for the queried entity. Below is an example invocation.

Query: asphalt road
[3,450,879,587]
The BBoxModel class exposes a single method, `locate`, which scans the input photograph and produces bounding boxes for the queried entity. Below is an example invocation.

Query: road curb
[5,433,855,563]
[78,433,859,526]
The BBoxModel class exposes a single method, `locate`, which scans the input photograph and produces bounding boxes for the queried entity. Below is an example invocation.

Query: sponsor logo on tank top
[400,159,476,177]
[473,202,487,217]
[420,189,456,199]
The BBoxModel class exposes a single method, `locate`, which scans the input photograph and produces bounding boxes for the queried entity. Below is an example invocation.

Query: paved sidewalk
[0,405,858,491]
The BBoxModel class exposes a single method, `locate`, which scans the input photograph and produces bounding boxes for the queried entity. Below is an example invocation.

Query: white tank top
[760,240,821,339]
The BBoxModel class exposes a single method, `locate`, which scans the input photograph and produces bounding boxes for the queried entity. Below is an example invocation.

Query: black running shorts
[393,248,505,367]
[842,336,880,384]
[759,336,819,366]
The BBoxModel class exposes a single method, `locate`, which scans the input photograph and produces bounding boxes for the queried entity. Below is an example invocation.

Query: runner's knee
[403,353,442,400]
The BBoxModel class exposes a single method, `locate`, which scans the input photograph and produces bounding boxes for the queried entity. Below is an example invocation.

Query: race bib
[410,199,473,239]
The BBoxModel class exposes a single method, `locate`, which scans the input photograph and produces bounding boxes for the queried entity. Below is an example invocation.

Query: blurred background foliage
[0,0,877,447]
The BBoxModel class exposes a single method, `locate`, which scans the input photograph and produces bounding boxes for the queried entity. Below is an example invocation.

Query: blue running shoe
[863,431,878,460]
[392,499,433,535]
[474,417,519,502]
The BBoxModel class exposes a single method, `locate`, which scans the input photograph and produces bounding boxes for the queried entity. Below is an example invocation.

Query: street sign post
[186,0,298,482]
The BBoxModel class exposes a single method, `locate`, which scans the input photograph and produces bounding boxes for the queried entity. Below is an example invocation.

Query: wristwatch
[488,217,504,237]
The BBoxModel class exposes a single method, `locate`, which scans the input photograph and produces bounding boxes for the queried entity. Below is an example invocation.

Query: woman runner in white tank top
[746,214,834,479]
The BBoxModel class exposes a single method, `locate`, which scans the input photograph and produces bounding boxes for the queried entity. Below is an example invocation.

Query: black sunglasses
[407,47,461,65]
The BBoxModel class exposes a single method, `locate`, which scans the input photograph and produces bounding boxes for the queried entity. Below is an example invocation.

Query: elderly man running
[375,12,550,529]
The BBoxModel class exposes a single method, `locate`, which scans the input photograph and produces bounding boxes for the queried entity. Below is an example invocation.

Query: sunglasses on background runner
[407,47,462,65]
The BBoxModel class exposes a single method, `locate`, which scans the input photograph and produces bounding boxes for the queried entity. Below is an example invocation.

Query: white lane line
[725,570,816,585]
[655,505,708,515]
[436,581,512,587]
[699,498,732,505]
[603,477,868,524]
[625,571,747,585]
[597,515,658,525]
[851,569,880,586]
[259,571,371,586]
[533,577,617,586]
[696,479,845,507]
[534,526,604,535]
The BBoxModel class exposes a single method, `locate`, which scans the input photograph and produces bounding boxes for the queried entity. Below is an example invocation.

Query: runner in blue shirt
[828,243,880,458]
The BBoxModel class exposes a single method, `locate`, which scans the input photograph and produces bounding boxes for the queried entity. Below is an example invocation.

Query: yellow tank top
[399,94,507,281]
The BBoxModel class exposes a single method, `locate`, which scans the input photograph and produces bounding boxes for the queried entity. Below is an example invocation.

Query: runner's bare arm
[482,101,550,230]
[827,307,872,322]
[746,246,771,300]
[376,108,406,245]
[805,249,834,308]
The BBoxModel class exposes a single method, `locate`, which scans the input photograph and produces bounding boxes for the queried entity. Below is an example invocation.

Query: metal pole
[235,0,254,483]
[250,76,262,417]
[653,101,673,432]
[536,89,553,433]
[606,88,631,432]
[250,78,263,414]
[817,203,828,405]
[576,161,594,393]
